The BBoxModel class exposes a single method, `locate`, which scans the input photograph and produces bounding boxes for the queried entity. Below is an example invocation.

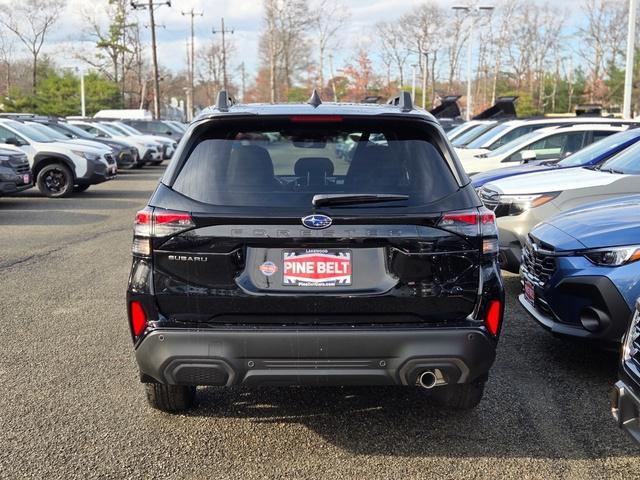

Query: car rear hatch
[137,115,491,327]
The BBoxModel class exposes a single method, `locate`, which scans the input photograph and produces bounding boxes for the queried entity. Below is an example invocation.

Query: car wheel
[430,380,486,410]
[37,163,74,198]
[119,161,137,170]
[144,384,196,412]
[73,184,90,193]
[151,160,163,166]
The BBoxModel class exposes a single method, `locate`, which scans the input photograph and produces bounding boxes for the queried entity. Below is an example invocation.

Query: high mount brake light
[289,115,344,123]
[438,207,499,254]
[132,207,194,256]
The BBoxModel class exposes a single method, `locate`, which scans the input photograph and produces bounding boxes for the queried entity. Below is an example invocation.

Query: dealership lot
[0,167,638,479]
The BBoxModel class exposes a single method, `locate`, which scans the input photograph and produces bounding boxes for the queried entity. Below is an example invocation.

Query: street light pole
[452,4,494,121]
[623,0,637,119]
[131,0,171,120]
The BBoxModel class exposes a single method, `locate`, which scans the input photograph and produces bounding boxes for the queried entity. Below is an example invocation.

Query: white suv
[0,119,116,197]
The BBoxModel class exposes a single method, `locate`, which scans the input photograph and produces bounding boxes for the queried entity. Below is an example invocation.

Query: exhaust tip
[418,370,438,389]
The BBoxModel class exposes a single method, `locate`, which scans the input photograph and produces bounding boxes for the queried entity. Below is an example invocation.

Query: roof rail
[215,90,234,112]
[308,89,322,108]
[387,91,413,112]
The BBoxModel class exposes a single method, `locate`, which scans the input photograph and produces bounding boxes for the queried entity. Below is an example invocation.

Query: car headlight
[71,150,101,162]
[498,192,559,216]
[0,155,10,167]
[623,303,640,361]
[145,144,156,149]
[583,246,640,266]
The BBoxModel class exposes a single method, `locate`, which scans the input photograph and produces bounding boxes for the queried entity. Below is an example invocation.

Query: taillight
[132,207,194,256]
[129,301,147,337]
[485,299,502,337]
[438,207,499,255]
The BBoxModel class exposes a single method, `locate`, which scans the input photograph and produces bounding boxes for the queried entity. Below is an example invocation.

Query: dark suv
[0,147,32,196]
[127,92,505,412]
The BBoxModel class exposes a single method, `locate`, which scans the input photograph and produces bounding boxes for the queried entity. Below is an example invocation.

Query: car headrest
[294,157,334,184]
[228,145,276,187]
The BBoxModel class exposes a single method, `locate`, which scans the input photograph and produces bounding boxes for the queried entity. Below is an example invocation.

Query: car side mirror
[5,136,24,146]
[520,150,537,163]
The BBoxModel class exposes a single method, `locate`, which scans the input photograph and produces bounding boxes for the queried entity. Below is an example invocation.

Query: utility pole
[328,54,338,102]
[182,8,203,121]
[624,0,637,119]
[212,18,234,91]
[131,0,171,119]
[452,4,495,121]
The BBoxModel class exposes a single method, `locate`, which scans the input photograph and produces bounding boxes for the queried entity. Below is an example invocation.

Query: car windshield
[482,130,546,158]
[598,140,640,174]
[464,122,516,149]
[115,123,143,135]
[558,130,640,167]
[451,123,497,147]
[446,122,474,139]
[26,123,69,141]
[171,118,460,209]
[57,123,96,139]
[97,123,125,136]
[5,120,54,143]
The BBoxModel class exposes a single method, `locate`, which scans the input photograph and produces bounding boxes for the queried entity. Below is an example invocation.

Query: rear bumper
[134,327,497,387]
[612,378,640,444]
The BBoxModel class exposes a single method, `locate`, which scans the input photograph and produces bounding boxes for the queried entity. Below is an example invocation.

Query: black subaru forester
[127,92,504,412]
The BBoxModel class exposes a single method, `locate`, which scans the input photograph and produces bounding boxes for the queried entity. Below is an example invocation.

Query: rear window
[171,117,460,208]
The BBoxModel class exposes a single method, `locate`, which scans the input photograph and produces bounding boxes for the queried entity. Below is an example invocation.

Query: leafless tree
[443,11,468,91]
[0,0,66,94]
[376,21,410,88]
[0,31,15,95]
[312,0,348,92]
[489,1,518,104]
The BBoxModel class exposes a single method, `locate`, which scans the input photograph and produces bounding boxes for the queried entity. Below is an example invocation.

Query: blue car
[519,195,640,346]
[471,128,640,188]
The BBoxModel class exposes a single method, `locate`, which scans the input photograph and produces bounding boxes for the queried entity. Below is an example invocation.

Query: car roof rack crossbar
[387,91,413,112]
[307,89,322,108]
[216,90,234,112]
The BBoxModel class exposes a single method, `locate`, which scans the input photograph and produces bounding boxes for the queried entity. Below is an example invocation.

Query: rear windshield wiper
[312,193,409,207]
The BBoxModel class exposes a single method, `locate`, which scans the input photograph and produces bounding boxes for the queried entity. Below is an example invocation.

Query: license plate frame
[22,174,30,184]
[283,249,352,287]
[524,279,535,305]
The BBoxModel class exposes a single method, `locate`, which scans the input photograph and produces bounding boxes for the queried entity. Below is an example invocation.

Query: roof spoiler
[386,91,414,112]
[215,90,235,112]
[472,96,518,120]
[429,95,462,119]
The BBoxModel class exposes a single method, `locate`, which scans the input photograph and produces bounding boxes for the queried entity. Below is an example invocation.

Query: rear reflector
[130,301,147,337]
[290,115,343,123]
[485,300,502,337]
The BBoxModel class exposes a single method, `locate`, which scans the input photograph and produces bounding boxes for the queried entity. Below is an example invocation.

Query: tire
[430,380,486,410]
[73,184,90,193]
[151,160,163,166]
[144,384,196,413]
[36,163,74,198]
[119,161,137,170]
[134,161,145,169]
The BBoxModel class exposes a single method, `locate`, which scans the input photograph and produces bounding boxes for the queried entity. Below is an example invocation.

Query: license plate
[524,279,535,305]
[22,174,30,184]
[283,250,351,287]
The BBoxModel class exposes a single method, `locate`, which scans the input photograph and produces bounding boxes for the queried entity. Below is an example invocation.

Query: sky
[8,0,588,81]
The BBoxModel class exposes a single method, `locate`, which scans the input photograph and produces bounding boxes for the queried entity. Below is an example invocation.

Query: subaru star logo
[302,214,332,230]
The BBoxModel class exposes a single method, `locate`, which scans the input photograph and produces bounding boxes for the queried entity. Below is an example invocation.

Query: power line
[131,0,171,119]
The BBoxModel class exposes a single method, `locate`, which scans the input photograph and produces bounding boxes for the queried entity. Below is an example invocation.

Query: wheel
[144,384,196,412]
[430,380,486,410]
[134,161,146,169]
[73,184,90,193]
[36,163,74,198]
[119,160,137,170]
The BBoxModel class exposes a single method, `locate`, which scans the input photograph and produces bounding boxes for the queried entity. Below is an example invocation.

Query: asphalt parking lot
[0,167,638,479]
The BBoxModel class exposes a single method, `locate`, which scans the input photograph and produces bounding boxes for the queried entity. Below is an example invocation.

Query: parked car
[519,196,640,346]
[0,118,116,197]
[33,119,140,170]
[127,92,504,412]
[69,120,162,167]
[612,297,640,444]
[122,119,183,142]
[0,146,32,196]
[479,141,640,272]
[456,117,638,163]
[163,120,187,134]
[450,120,499,148]
[471,128,640,188]
[102,121,176,162]
[447,120,486,141]
[460,124,628,174]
